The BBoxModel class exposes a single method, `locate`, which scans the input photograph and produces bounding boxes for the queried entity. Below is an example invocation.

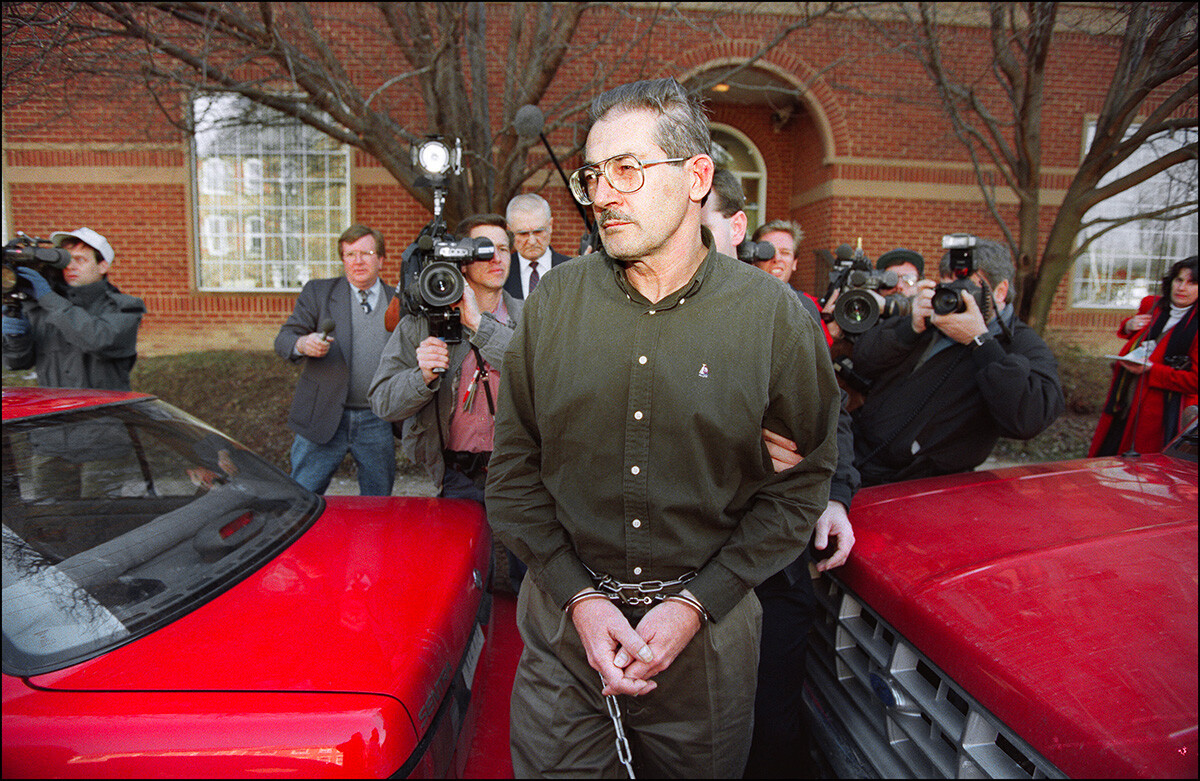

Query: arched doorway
[710,124,767,237]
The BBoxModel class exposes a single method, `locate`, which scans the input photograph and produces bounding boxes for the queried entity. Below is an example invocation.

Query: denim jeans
[289,408,395,496]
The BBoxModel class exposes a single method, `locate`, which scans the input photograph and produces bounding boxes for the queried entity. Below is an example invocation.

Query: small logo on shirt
[698,363,709,378]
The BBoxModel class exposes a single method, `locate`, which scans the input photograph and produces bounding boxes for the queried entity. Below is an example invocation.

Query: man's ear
[689,155,715,203]
[731,210,748,247]
[992,278,1009,308]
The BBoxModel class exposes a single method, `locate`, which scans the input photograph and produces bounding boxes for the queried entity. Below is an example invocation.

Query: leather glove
[2,314,30,337]
[16,266,54,299]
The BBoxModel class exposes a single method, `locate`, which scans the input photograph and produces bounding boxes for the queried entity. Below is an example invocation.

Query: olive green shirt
[485,234,838,621]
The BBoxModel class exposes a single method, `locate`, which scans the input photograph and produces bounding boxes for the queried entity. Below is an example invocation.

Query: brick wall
[2,4,1179,353]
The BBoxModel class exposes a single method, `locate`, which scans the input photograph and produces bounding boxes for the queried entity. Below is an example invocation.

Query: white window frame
[1072,121,1198,309]
[191,94,352,292]
[710,124,767,236]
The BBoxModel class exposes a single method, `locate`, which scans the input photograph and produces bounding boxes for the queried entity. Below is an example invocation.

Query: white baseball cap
[50,227,115,265]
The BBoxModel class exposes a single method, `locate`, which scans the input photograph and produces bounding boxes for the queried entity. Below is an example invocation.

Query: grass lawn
[3,337,1111,469]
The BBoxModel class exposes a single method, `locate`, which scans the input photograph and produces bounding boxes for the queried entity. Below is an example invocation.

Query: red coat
[1089,296,1198,456]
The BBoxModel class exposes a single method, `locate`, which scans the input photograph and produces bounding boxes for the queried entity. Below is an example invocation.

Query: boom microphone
[514,104,545,139]
[513,104,594,234]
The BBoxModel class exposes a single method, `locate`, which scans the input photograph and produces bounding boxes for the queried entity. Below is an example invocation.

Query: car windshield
[2,398,321,676]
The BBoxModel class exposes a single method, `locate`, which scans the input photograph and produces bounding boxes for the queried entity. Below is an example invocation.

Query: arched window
[710,125,767,236]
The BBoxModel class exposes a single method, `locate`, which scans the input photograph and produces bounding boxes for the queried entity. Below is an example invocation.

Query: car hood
[842,454,1198,779]
[20,496,490,731]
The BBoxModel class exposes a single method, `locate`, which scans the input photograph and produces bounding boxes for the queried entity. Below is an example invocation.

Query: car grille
[806,573,1066,779]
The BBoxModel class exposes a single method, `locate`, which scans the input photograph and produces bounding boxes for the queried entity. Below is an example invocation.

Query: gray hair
[588,78,711,160]
[506,192,551,224]
[938,237,1015,287]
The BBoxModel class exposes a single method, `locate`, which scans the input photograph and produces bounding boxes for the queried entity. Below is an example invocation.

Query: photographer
[368,213,521,567]
[851,236,1064,486]
[2,227,145,390]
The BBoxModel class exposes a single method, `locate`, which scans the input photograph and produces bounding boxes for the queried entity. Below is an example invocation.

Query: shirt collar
[523,247,552,270]
[351,278,383,308]
[607,226,715,311]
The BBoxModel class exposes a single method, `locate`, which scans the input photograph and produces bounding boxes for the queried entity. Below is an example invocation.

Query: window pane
[1073,123,1198,309]
[192,95,352,292]
[711,127,766,236]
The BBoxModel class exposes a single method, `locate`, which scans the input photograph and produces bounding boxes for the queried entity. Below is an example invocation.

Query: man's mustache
[598,209,636,226]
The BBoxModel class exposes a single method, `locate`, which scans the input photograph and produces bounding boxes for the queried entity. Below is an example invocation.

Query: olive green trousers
[510,579,762,778]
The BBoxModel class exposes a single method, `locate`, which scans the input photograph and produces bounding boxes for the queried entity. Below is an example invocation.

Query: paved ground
[325,470,437,496]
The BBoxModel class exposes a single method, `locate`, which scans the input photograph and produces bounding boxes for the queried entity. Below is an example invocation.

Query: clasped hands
[571,591,703,697]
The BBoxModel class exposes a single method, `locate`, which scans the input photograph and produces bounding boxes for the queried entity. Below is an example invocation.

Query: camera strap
[468,344,495,416]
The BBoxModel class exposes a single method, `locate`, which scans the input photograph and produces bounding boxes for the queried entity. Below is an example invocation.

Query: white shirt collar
[351,278,383,310]
[520,248,552,293]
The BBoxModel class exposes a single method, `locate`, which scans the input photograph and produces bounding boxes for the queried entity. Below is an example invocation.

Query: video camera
[820,239,911,336]
[2,233,71,314]
[398,138,495,347]
[736,238,775,264]
[932,234,990,317]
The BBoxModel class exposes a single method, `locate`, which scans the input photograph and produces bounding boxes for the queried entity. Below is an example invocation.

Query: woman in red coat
[1090,256,1198,456]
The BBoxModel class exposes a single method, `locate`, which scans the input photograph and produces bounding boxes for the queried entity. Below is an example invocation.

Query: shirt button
[632,519,642,529]
[631,465,640,475]
[648,309,656,315]
[638,356,647,365]
[634,411,643,420]
[634,567,643,576]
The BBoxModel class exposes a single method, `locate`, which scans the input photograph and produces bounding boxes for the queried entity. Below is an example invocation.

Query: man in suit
[275,224,397,495]
[503,192,570,299]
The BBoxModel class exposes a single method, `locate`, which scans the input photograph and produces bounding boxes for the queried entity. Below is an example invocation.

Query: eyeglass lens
[573,155,644,204]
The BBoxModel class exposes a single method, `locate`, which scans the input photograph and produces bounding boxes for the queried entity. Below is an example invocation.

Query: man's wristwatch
[970,332,993,350]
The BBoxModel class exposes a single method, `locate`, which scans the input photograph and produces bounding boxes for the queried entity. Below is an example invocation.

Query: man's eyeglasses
[569,154,690,205]
[342,250,378,261]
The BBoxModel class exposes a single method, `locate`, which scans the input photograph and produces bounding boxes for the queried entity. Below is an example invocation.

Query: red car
[2,387,493,778]
[804,418,1198,778]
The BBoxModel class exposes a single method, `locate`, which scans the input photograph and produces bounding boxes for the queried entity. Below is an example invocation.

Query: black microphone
[514,104,545,138]
[318,318,335,341]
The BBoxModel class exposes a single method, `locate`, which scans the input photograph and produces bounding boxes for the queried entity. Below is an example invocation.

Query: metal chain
[588,567,697,607]
[602,675,636,779]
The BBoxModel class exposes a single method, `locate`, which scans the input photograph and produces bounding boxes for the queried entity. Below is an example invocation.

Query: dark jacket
[502,248,570,299]
[274,277,395,445]
[3,279,145,390]
[850,309,1064,485]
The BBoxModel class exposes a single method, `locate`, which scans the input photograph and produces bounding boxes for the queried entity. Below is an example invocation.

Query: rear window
[2,399,321,676]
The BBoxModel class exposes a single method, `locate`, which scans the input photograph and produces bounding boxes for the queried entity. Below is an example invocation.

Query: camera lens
[834,289,881,335]
[931,284,966,316]
[880,294,911,319]
[417,262,465,307]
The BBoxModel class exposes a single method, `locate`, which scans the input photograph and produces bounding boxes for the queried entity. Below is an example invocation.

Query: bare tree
[3,1,602,227]
[3,2,842,230]
[864,2,1197,333]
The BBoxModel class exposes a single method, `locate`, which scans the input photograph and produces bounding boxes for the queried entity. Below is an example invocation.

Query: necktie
[528,261,540,294]
[358,288,371,314]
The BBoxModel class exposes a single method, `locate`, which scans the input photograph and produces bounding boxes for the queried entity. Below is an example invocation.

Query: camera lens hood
[834,288,883,334]
[417,261,465,308]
